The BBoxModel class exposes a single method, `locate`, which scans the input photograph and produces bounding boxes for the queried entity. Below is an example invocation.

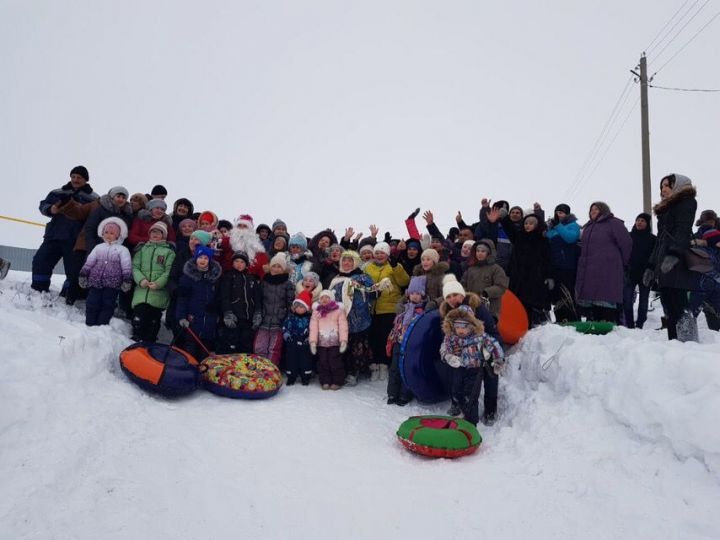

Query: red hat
[235,214,254,229]
[293,290,313,311]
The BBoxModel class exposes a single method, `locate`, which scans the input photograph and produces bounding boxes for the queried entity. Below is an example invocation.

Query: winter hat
[696,210,718,227]
[173,197,194,213]
[406,239,422,251]
[340,250,361,269]
[108,186,129,199]
[319,289,336,301]
[476,242,492,255]
[198,211,217,225]
[130,193,148,208]
[374,242,391,256]
[194,245,215,261]
[97,217,128,242]
[289,233,308,251]
[235,214,254,229]
[293,290,313,311]
[303,271,320,287]
[218,219,233,231]
[232,251,250,265]
[179,218,197,231]
[635,213,652,227]
[102,221,121,237]
[510,205,524,216]
[407,275,427,297]
[146,198,167,212]
[443,277,466,299]
[523,215,539,228]
[462,240,475,249]
[151,185,168,196]
[554,203,571,215]
[270,252,288,271]
[272,218,287,232]
[359,244,374,256]
[256,223,271,235]
[327,243,343,255]
[190,230,212,245]
[149,221,168,239]
[70,165,89,181]
[421,248,440,264]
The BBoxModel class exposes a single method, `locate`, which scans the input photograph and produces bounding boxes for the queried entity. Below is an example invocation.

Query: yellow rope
[0,214,46,228]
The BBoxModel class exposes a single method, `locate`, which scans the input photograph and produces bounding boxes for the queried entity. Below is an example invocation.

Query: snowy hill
[1,271,719,539]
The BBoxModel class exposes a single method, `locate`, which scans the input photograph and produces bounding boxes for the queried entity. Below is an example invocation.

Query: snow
[1,270,719,539]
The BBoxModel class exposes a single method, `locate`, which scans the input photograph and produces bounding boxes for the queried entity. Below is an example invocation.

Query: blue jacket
[176,260,222,339]
[39,182,98,242]
[283,312,311,345]
[546,215,581,271]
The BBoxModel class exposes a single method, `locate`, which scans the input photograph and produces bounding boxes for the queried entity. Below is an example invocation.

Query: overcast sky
[1,0,718,248]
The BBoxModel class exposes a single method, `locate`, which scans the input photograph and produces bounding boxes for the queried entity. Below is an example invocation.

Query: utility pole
[632,54,652,214]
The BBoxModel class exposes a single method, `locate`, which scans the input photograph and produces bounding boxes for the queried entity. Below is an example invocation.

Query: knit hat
[462,240,475,249]
[270,252,288,271]
[179,218,197,231]
[407,275,427,297]
[198,211,217,226]
[151,185,168,196]
[476,242,491,255]
[328,243,343,254]
[303,271,320,287]
[130,193,148,208]
[146,198,167,212]
[148,221,168,239]
[554,203,571,215]
[272,218,287,232]
[108,186,129,199]
[190,230,212,245]
[406,239,421,251]
[319,289,335,301]
[194,245,215,261]
[443,278,466,299]
[289,233,308,251]
[218,219,233,231]
[359,244,374,255]
[635,212,652,227]
[374,242,391,256]
[235,214,254,229]
[293,290,313,311]
[340,250,361,269]
[70,165,89,181]
[421,248,440,264]
[232,251,250,265]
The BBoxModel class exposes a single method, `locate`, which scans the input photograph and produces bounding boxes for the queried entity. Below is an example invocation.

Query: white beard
[229,229,265,262]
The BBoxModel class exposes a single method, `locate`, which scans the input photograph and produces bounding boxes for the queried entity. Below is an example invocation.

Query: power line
[653,10,720,75]
[650,0,711,66]
[650,83,720,92]
[645,0,694,54]
[647,0,703,57]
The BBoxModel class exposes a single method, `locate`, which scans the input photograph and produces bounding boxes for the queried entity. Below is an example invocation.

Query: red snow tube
[397,415,482,458]
[119,343,200,397]
[497,290,528,345]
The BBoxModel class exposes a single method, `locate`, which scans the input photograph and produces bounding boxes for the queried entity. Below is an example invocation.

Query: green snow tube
[563,321,616,335]
[397,415,482,458]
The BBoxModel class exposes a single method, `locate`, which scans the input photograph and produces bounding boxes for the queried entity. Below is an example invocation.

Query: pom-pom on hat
[293,290,313,311]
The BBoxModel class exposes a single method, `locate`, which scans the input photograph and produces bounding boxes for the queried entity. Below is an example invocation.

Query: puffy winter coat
[546,215,581,271]
[309,303,349,347]
[287,251,319,285]
[80,217,132,289]
[131,241,176,309]
[38,182,98,242]
[259,273,295,330]
[176,260,222,339]
[461,240,509,318]
[364,261,410,315]
[128,210,176,249]
[283,312,311,344]
[439,292,501,343]
[219,269,262,322]
[328,269,377,334]
[412,261,451,310]
[575,213,632,304]
[627,227,657,284]
[57,194,134,253]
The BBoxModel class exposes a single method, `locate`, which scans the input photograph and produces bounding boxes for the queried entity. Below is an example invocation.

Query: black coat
[628,227,657,284]
[508,229,551,310]
[84,195,134,253]
[220,269,262,321]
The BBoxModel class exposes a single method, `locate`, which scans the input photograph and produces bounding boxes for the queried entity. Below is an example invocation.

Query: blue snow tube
[399,310,449,403]
[119,342,200,397]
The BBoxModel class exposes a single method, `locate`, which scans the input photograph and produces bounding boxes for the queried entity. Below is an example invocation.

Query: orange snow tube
[497,290,528,345]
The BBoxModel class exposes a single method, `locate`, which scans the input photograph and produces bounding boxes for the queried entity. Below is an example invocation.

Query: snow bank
[1,271,719,539]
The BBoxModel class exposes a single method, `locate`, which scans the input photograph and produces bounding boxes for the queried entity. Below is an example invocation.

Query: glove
[445,355,462,368]
[179,319,190,329]
[408,208,420,220]
[384,232,392,243]
[660,255,679,274]
[545,278,555,291]
[78,275,88,289]
[252,312,262,330]
[223,312,237,328]
[310,343,318,355]
[339,341,348,354]
[492,359,505,376]
[642,268,655,288]
[120,280,133,293]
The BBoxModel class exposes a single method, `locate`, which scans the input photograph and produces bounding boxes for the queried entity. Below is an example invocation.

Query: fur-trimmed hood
[471,238,497,266]
[96,216,129,243]
[439,291,482,318]
[654,184,697,215]
[442,305,485,336]
[98,194,133,216]
[182,259,222,282]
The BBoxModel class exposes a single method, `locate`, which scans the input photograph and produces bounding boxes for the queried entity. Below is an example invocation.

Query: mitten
[223,311,237,328]
[408,208,420,220]
[642,268,655,288]
[310,343,317,355]
[660,255,679,274]
[492,359,505,376]
[445,354,462,368]
[78,275,89,289]
[179,318,190,328]
[339,341,348,354]
[120,280,133,293]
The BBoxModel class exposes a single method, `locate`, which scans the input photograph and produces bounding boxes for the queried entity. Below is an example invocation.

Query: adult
[461,239,509,319]
[397,238,422,276]
[691,209,720,330]
[32,166,98,299]
[646,174,699,341]
[309,229,339,264]
[128,198,176,250]
[319,244,343,289]
[226,214,269,278]
[149,185,167,200]
[575,202,632,323]
[287,233,318,285]
[623,213,656,329]
[81,187,134,254]
[129,193,148,217]
[171,198,194,233]
[545,203,581,322]
[476,200,513,270]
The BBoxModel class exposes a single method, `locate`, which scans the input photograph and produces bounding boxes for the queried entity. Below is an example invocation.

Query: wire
[650,0,711,66]
[645,0,694,53]
[652,10,720,75]
[650,83,720,92]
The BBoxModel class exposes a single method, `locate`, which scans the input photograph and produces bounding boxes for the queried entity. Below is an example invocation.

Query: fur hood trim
[439,291,481,318]
[99,194,133,216]
[442,306,485,336]
[137,209,172,224]
[653,184,697,215]
[182,259,222,282]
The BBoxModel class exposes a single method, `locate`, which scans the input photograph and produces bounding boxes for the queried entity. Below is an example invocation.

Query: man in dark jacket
[31,166,98,298]
[623,213,657,329]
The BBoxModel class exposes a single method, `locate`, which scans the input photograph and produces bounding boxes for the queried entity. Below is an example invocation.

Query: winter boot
[447,402,461,416]
[300,375,310,386]
[131,316,144,342]
[369,364,380,382]
[676,310,699,342]
[286,375,297,386]
[345,374,358,386]
[378,364,388,381]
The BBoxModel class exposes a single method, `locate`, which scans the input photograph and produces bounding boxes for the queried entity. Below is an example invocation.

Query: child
[460,239,509,319]
[310,290,349,390]
[176,245,222,360]
[254,253,295,366]
[218,250,263,354]
[296,271,322,303]
[386,275,427,405]
[131,221,176,341]
[78,217,133,326]
[282,290,313,385]
[440,304,504,425]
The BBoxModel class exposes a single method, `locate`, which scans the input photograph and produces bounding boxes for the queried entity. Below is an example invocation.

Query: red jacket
[217,236,268,279]
[128,212,176,248]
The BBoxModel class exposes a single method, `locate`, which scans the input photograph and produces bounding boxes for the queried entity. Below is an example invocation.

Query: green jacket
[131,241,176,309]
[364,261,410,315]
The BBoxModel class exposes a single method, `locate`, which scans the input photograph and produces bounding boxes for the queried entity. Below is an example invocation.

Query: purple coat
[576,213,632,304]
[80,242,133,289]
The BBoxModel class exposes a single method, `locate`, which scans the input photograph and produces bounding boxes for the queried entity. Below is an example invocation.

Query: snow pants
[132,303,164,343]
[387,343,412,401]
[317,346,344,386]
[31,240,83,299]
[85,287,120,326]
[451,365,498,425]
[254,328,283,366]
[217,320,254,354]
[285,341,313,383]
[368,314,395,366]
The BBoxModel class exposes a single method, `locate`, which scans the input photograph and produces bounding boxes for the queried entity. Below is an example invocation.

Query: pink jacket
[309,303,349,347]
